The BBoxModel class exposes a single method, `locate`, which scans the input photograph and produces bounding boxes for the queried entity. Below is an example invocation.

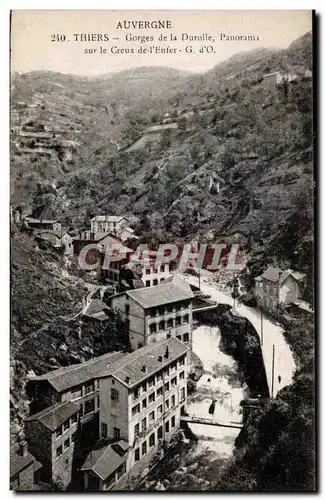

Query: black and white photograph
[9,9,315,492]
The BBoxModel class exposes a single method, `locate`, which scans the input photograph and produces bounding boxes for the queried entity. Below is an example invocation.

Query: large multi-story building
[254,267,307,315]
[90,215,129,236]
[107,275,194,350]
[24,339,189,491]
[95,337,189,487]
[26,352,125,445]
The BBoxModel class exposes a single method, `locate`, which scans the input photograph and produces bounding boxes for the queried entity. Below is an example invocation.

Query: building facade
[142,262,171,287]
[254,267,307,315]
[98,338,188,477]
[90,216,129,236]
[10,441,42,491]
[108,276,194,350]
[24,401,80,488]
[25,218,62,233]
[26,352,126,447]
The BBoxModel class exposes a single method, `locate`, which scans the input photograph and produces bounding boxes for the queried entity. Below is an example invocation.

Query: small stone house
[10,440,42,491]
[61,231,74,256]
[81,440,129,491]
[254,267,307,315]
[24,401,80,489]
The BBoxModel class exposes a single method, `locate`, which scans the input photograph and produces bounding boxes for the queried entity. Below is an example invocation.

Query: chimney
[158,355,163,362]
[141,365,147,373]
[125,376,130,384]
[164,346,169,359]
[20,440,28,457]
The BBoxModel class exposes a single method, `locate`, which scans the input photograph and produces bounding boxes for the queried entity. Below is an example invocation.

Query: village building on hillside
[25,218,62,233]
[90,337,188,490]
[119,226,139,243]
[61,231,74,256]
[10,440,42,490]
[107,275,194,350]
[141,250,172,287]
[25,402,80,489]
[90,216,129,237]
[25,217,74,256]
[26,352,126,448]
[254,266,309,315]
[97,236,134,286]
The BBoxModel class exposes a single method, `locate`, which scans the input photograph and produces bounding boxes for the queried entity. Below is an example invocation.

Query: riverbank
[186,274,296,398]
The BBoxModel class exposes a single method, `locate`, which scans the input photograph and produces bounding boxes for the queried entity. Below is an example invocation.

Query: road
[186,275,296,398]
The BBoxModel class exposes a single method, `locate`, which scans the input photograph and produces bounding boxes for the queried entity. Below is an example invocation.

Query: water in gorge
[187,323,247,458]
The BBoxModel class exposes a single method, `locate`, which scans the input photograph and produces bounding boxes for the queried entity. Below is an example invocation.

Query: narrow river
[187,324,247,458]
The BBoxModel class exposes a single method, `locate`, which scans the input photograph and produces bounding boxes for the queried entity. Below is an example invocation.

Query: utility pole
[260,307,264,347]
[271,344,275,399]
[198,269,201,291]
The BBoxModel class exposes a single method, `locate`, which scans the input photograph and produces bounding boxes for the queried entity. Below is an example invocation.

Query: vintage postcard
[10,10,315,492]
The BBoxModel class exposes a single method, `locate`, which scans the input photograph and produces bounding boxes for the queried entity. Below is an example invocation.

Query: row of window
[131,380,184,416]
[149,315,189,333]
[132,388,185,419]
[56,435,74,458]
[134,397,177,433]
[134,416,176,462]
[71,380,96,400]
[145,265,169,274]
[145,278,165,287]
[149,303,189,317]
[55,413,78,439]
[132,371,184,401]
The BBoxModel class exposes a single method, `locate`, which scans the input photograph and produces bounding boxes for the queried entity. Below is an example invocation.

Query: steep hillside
[10,67,189,210]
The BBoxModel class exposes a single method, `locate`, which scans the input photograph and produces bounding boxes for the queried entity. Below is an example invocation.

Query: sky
[11,10,312,75]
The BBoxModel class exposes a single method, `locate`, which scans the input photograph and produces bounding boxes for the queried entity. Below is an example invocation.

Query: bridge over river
[181,415,243,429]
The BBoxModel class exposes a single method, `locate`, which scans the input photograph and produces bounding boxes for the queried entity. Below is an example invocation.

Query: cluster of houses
[11,213,195,490]
[23,214,175,293]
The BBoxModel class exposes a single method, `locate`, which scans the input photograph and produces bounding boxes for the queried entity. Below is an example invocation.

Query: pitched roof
[91,215,126,223]
[260,267,306,284]
[99,337,189,388]
[83,299,109,316]
[10,443,37,478]
[126,276,193,309]
[81,440,128,481]
[281,269,306,283]
[25,218,59,224]
[28,351,126,393]
[25,401,80,432]
[260,267,283,282]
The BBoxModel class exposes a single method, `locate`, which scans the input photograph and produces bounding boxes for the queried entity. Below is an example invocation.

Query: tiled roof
[100,337,189,388]
[10,443,37,478]
[83,299,108,316]
[25,401,80,432]
[126,276,193,309]
[81,440,128,481]
[260,267,283,282]
[29,351,126,393]
[25,218,59,224]
[260,267,306,284]
[281,269,306,283]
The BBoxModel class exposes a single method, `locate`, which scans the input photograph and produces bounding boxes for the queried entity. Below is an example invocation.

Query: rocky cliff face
[195,305,269,397]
